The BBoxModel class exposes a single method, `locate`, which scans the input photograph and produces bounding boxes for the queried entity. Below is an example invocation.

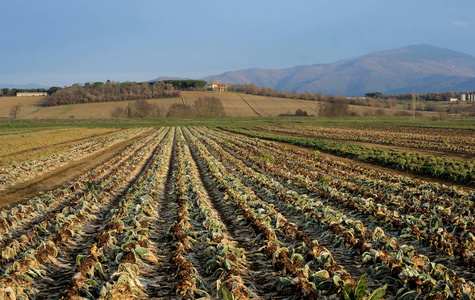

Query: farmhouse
[460,92,475,101]
[205,82,228,92]
[17,92,48,97]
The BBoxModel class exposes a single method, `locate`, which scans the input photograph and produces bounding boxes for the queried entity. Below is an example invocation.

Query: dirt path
[0,129,156,208]
[144,132,178,299]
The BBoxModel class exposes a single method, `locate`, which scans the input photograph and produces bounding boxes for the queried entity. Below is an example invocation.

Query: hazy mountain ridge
[202,45,475,96]
[0,83,50,89]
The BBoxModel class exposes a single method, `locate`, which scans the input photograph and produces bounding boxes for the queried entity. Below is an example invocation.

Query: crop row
[1,126,474,299]
[206,128,475,264]
[64,127,174,299]
[184,127,390,299]
[0,129,161,242]
[171,128,249,299]
[0,128,148,190]
[262,125,475,155]
[192,127,475,299]
[0,128,168,299]
[222,127,475,185]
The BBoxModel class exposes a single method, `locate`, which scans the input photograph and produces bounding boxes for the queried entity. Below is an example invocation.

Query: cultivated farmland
[0,127,474,299]
[0,92,441,119]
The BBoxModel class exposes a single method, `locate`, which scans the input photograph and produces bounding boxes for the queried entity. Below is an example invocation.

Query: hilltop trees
[161,80,207,90]
[0,88,48,97]
[46,81,180,106]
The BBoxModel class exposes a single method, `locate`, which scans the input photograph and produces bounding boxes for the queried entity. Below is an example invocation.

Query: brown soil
[0,129,156,208]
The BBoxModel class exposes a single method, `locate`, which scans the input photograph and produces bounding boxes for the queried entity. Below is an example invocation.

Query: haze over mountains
[0,83,50,89]
[5,45,475,97]
[200,45,475,96]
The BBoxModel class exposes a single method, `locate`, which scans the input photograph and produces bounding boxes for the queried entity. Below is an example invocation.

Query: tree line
[45,81,180,106]
[230,83,471,105]
[365,91,469,102]
[111,96,225,118]
[0,87,62,97]
[228,84,398,109]
[160,80,207,90]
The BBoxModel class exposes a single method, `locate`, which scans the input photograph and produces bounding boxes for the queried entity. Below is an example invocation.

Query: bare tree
[10,104,22,118]
[193,96,225,117]
[319,100,349,117]
[110,106,125,118]
[129,100,160,118]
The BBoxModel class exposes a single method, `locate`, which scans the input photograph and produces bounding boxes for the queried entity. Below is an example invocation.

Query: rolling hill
[202,45,475,96]
[0,91,435,119]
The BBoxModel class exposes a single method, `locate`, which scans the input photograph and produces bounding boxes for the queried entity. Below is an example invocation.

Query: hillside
[0,91,434,119]
[202,45,475,96]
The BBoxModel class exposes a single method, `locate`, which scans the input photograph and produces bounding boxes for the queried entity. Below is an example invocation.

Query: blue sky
[1,0,474,86]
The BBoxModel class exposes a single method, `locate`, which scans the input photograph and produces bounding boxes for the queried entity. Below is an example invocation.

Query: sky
[1,0,475,87]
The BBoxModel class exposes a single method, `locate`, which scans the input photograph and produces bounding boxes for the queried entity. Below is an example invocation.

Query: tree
[319,100,349,117]
[110,106,125,118]
[47,86,62,95]
[193,96,225,117]
[130,99,159,118]
[295,109,308,116]
[161,80,207,90]
[365,92,383,98]
[10,104,22,118]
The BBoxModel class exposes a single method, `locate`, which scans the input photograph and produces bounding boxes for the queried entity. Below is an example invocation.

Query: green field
[1,114,474,130]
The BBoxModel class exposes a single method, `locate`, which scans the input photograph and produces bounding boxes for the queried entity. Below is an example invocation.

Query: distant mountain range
[198,44,475,96]
[6,45,475,96]
[0,83,49,89]
[149,76,191,82]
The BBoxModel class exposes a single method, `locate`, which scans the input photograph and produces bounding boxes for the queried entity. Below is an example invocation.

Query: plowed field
[1,127,474,299]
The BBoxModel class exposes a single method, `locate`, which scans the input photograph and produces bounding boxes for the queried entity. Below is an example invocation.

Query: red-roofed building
[206,82,228,91]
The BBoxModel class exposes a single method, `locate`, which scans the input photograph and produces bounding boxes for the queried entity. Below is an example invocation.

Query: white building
[17,92,48,97]
[460,92,475,101]
[205,83,228,91]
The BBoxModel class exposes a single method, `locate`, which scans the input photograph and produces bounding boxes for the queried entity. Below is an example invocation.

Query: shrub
[295,109,308,116]
[393,111,411,116]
